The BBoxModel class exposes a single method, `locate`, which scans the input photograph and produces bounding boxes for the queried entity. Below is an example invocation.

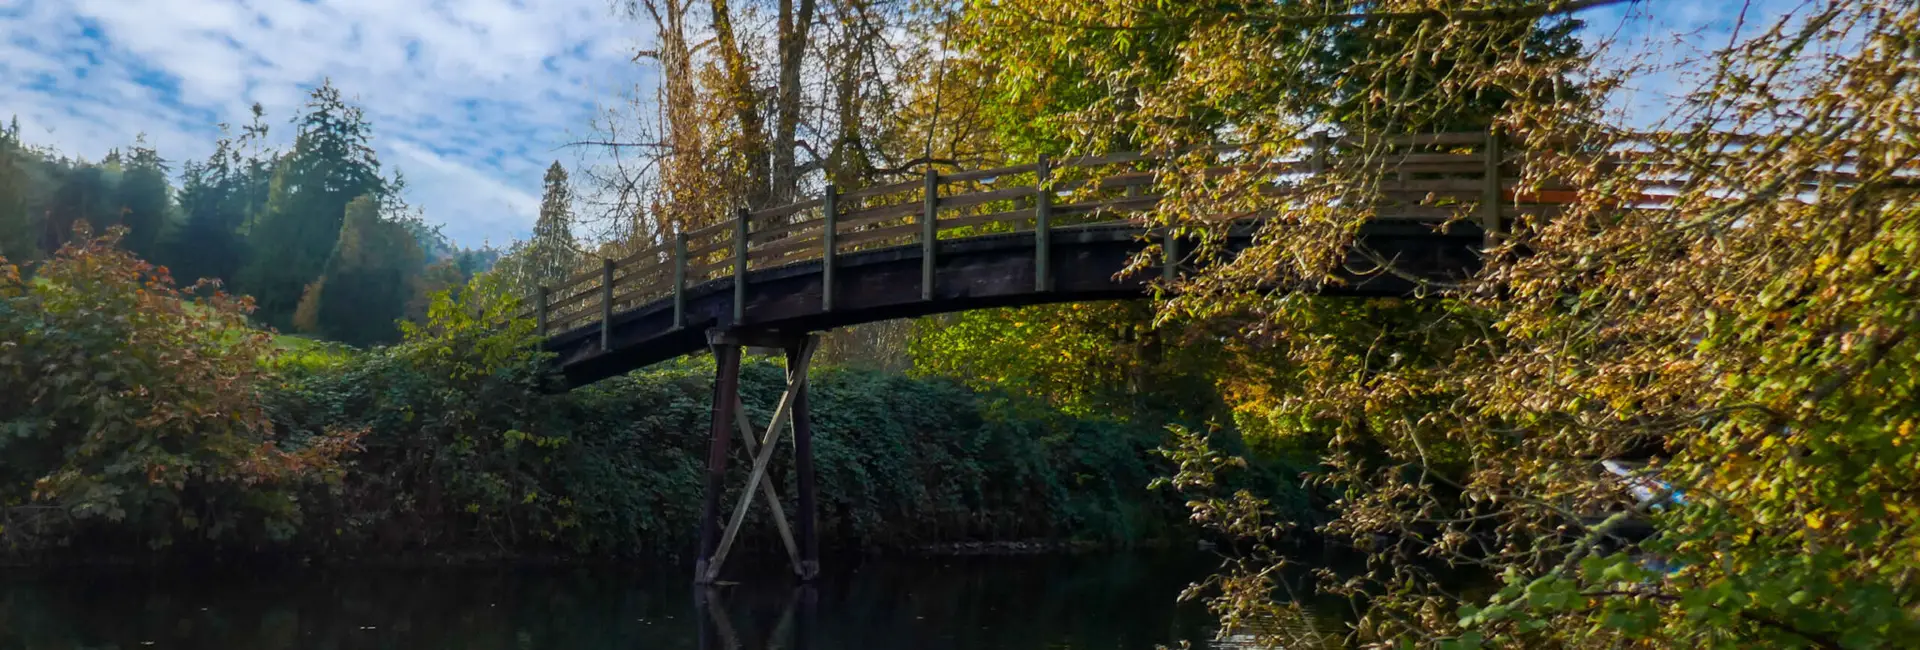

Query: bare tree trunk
[827,3,873,189]
[771,0,819,203]
[709,0,771,209]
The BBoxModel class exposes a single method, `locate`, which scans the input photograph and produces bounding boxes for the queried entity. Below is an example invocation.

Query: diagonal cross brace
[734,395,800,573]
[703,339,815,583]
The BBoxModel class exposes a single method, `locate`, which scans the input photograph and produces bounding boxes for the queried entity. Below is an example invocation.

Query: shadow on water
[0,552,1345,649]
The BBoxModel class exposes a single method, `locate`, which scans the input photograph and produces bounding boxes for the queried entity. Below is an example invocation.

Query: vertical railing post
[1163,229,1178,283]
[600,257,615,351]
[1034,154,1053,292]
[534,285,549,336]
[921,167,938,301]
[1311,131,1328,175]
[673,232,688,330]
[821,186,838,312]
[1481,128,1503,248]
[733,208,750,324]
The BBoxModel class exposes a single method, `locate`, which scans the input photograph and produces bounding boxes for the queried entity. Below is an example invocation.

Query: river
[0,552,1344,649]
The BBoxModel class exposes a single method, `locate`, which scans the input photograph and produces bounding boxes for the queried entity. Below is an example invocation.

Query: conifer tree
[114,136,171,260]
[0,117,31,261]
[165,136,251,286]
[529,161,579,286]
[295,195,422,345]
[238,81,388,326]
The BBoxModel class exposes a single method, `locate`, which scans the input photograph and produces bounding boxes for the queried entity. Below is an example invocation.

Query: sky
[0,0,1805,250]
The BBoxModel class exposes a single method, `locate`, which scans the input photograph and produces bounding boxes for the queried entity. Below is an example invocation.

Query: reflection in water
[0,553,1343,649]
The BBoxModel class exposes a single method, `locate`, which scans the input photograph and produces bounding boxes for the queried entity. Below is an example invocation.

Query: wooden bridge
[526,131,1569,386]
[520,130,1579,585]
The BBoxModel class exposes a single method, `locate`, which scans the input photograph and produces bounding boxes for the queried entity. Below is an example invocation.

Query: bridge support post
[695,329,821,585]
[695,338,744,584]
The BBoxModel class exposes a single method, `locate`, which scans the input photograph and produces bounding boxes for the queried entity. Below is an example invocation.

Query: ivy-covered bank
[0,231,1312,564]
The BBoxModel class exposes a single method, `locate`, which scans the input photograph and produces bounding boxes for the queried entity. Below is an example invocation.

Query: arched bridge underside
[543,220,1485,386]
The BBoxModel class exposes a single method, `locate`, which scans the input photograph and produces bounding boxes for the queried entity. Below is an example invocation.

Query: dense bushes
[0,228,358,554]
[0,232,1313,561]
[271,336,1199,558]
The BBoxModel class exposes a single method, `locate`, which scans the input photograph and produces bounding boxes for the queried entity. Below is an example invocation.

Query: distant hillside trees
[0,83,530,349]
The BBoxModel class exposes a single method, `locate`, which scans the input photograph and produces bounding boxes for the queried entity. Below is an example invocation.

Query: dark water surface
[0,552,1337,649]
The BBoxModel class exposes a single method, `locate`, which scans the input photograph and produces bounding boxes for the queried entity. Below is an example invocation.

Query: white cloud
[0,0,649,247]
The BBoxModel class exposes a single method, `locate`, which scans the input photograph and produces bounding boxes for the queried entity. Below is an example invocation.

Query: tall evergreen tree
[114,136,171,260]
[238,81,388,326]
[528,161,580,287]
[165,136,251,286]
[293,195,422,345]
[0,117,31,261]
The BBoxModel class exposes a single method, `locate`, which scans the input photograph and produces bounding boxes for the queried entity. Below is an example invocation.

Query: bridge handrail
[522,130,1532,338]
[528,128,1908,340]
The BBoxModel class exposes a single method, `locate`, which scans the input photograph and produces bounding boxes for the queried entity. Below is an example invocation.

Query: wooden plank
[749,233,824,264]
[839,178,922,201]
[1380,178,1487,192]
[749,197,823,220]
[1337,132,1485,147]
[943,162,1039,183]
[686,218,732,239]
[687,237,733,259]
[689,258,733,282]
[544,281,603,313]
[749,216,826,245]
[1052,194,1163,216]
[836,222,920,249]
[1058,150,1148,168]
[940,208,1029,233]
[610,280,666,317]
[934,184,1036,211]
[838,200,921,224]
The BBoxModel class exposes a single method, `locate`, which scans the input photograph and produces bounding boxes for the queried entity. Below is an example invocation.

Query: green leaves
[0,228,358,552]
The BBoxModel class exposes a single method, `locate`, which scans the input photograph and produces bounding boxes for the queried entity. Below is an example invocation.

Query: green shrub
[0,227,358,552]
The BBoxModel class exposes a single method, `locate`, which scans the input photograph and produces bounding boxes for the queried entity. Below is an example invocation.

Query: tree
[113,136,170,260]
[0,118,32,262]
[529,161,580,286]
[166,135,251,287]
[239,81,388,327]
[294,195,423,346]
[985,1,1920,648]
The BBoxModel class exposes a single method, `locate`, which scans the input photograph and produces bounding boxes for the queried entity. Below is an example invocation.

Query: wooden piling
[788,337,820,580]
[695,340,743,584]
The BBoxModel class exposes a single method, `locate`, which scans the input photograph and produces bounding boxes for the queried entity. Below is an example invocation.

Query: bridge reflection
[695,586,816,650]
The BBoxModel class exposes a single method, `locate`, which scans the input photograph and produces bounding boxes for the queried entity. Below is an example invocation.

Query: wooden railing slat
[838,178,922,201]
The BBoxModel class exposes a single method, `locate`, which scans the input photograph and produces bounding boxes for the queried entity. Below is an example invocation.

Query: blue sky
[0,0,1800,249]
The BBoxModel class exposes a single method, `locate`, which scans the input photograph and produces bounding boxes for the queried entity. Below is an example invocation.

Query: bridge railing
[527,130,1562,341]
